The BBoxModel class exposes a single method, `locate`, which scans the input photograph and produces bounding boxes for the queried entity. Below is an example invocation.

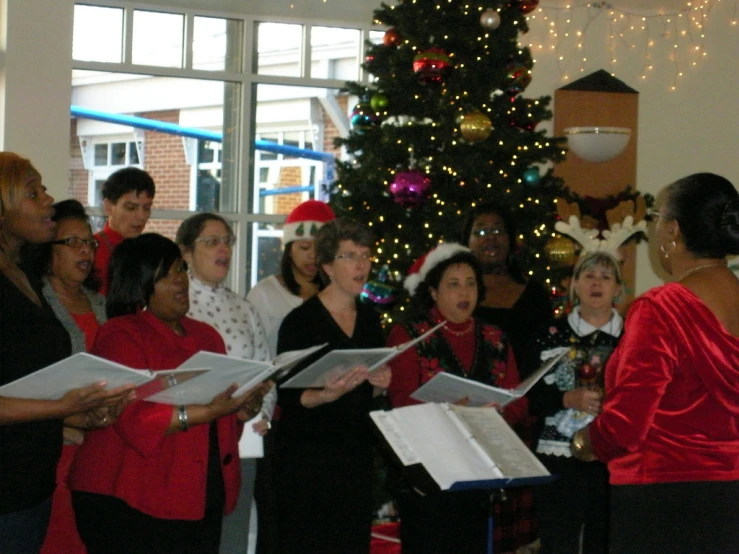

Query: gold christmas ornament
[460,110,493,142]
[545,236,577,267]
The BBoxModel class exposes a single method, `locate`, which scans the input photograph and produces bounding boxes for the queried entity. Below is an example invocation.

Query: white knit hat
[283,200,336,243]
[404,243,472,296]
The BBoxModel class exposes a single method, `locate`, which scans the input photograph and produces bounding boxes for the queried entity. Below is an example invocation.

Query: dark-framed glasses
[50,236,99,249]
[195,235,237,247]
[334,252,375,264]
[471,227,508,237]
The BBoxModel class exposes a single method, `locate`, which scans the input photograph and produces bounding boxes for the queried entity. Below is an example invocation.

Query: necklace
[442,318,475,337]
[680,262,727,281]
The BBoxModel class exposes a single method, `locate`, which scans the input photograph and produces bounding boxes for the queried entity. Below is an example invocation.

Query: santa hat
[404,243,472,296]
[283,200,335,243]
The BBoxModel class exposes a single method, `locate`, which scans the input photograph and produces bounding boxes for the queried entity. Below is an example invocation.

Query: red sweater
[68,310,242,520]
[93,223,124,296]
[590,283,739,485]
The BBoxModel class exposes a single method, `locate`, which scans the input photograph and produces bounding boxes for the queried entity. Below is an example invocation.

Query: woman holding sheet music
[68,233,271,554]
[23,198,109,553]
[0,153,133,553]
[386,242,525,554]
[274,217,391,554]
[177,213,274,554]
[523,251,624,554]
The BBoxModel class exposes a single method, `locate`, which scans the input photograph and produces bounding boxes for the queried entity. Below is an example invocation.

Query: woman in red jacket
[69,233,270,554]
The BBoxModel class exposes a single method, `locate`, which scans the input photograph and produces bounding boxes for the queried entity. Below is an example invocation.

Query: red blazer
[68,310,242,520]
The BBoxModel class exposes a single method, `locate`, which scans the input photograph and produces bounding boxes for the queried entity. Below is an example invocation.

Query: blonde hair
[570,251,624,303]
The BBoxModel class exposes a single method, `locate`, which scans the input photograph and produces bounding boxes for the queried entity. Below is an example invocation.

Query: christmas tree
[329,0,577,316]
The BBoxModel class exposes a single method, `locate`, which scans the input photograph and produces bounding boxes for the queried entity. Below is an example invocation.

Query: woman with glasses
[273,217,391,554]
[69,233,270,554]
[246,199,335,553]
[23,199,111,554]
[386,243,525,554]
[176,213,273,554]
[573,173,739,553]
[461,202,552,554]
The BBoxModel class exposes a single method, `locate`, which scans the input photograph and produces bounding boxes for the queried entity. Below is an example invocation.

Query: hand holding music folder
[280,321,446,389]
[371,403,553,492]
[410,350,567,407]
[143,343,328,405]
[0,352,208,401]
[0,344,326,406]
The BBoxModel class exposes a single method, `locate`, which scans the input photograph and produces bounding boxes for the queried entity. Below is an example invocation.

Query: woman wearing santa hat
[247,199,336,358]
[386,242,526,554]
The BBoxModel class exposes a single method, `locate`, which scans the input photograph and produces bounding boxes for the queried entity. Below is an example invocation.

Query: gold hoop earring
[660,240,676,258]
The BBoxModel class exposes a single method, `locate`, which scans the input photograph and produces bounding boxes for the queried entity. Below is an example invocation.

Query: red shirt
[93,223,125,296]
[590,283,739,485]
[68,310,242,520]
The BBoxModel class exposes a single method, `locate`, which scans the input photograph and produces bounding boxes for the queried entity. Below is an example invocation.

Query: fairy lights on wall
[527,0,737,90]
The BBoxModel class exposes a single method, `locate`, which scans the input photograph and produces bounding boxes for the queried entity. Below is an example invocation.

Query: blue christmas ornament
[360,266,398,306]
[351,102,379,134]
[523,167,541,187]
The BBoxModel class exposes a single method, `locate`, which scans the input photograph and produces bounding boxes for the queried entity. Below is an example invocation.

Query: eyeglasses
[195,235,236,247]
[471,227,508,237]
[334,252,375,264]
[50,236,99,250]
[647,209,663,222]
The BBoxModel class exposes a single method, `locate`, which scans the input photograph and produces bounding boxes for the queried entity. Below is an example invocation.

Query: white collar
[567,306,623,338]
[189,272,226,294]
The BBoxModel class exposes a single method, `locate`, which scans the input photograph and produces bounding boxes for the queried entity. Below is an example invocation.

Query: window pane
[132,11,184,68]
[128,142,140,165]
[256,23,303,77]
[94,144,108,166]
[73,5,123,63]
[193,16,243,72]
[252,84,343,221]
[311,26,361,81]
[110,142,127,165]
[70,71,241,213]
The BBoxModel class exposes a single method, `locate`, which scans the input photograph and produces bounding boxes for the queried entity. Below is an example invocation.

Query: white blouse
[246,274,303,358]
[187,274,277,423]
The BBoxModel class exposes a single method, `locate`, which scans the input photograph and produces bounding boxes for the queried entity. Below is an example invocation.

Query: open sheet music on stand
[410,350,567,407]
[371,403,553,492]
[280,321,446,389]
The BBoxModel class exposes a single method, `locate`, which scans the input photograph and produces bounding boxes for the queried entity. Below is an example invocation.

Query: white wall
[0,0,74,192]
[1,0,736,295]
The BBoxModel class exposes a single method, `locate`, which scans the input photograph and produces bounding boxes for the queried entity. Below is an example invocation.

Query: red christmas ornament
[505,62,532,95]
[383,28,402,47]
[577,362,598,383]
[514,0,540,14]
[389,170,432,208]
[413,47,452,84]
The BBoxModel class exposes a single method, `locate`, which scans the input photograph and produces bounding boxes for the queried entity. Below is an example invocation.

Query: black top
[0,269,71,514]
[276,296,384,453]
[475,280,552,376]
[523,316,621,456]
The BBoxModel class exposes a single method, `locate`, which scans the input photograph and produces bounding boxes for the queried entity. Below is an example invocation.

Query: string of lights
[528,0,737,89]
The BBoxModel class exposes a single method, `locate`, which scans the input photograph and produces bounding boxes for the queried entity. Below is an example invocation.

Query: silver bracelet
[178,404,189,432]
